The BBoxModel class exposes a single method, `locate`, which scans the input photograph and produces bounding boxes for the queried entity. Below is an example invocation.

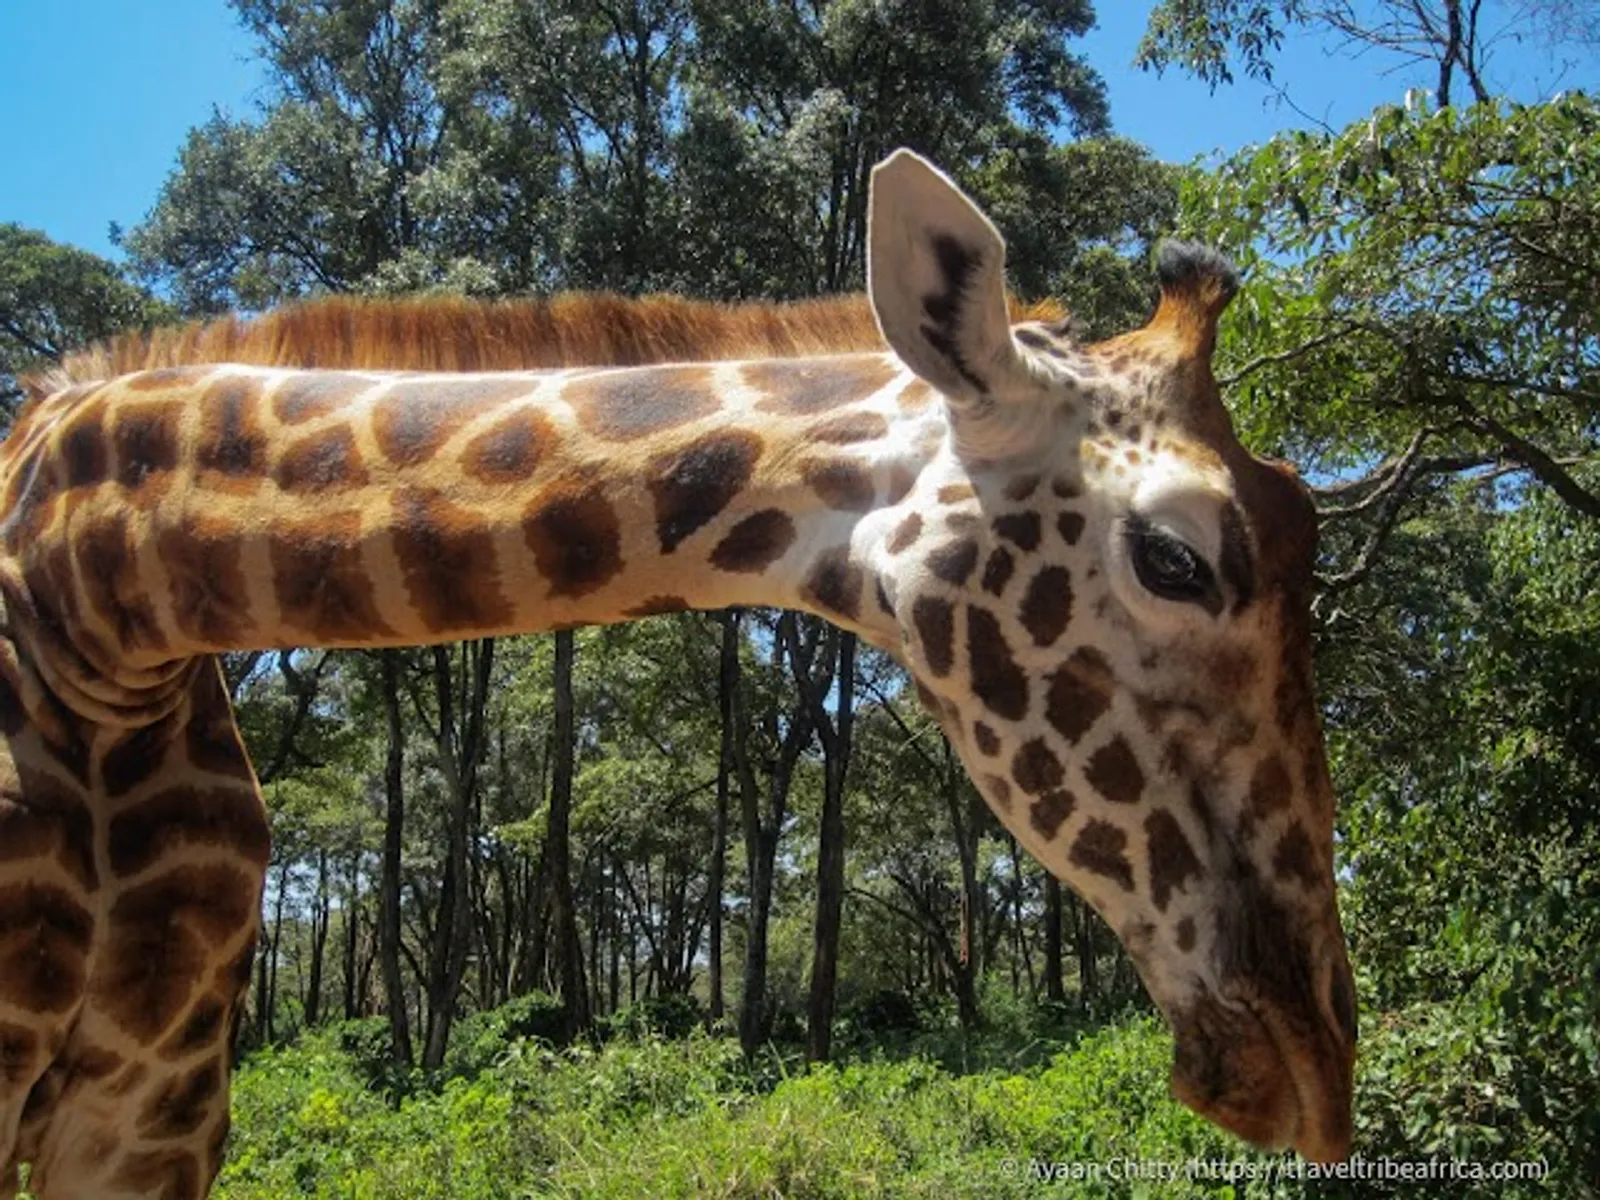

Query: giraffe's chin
[1167,1002,1301,1154]
[1165,991,1353,1165]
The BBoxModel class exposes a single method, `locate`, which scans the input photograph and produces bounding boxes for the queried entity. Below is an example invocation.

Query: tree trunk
[738,613,823,1056]
[378,650,413,1065]
[304,848,330,1026]
[548,629,590,1035]
[941,745,983,1030]
[1074,893,1099,1006]
[806,631,855,1063]
[1042,874,1066,1005]
[421,640,493,1069]
[343,852,361,1020]
[708,609,739,1021]
[258,859,289,1045]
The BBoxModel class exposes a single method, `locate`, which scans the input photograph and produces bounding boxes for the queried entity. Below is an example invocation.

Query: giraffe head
[867,151,1354,1160]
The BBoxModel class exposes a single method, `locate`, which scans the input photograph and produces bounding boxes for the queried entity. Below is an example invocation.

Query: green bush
[600,992,705,1041]
[444,991,572,1079]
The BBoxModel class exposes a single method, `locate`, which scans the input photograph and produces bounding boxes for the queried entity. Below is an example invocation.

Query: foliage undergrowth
[217,996,1578,1200]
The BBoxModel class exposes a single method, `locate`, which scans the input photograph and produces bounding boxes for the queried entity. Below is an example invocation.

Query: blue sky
[1,2,1590,261]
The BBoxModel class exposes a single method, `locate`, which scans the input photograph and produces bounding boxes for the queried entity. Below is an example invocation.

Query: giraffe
[0,149,1355,1196]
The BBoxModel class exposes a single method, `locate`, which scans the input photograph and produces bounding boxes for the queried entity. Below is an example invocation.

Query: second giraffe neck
[2,355,965,723]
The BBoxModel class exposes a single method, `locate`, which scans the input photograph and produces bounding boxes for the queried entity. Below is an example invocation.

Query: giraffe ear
[868,149,1029,405]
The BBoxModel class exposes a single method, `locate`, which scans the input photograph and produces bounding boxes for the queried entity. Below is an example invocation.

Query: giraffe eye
[1129,520,1217,607]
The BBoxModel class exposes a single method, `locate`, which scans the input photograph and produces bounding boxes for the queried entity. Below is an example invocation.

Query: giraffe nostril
[1328,954,1357,1044]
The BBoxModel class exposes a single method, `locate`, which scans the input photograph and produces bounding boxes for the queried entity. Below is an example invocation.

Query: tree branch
[1219,323,1359,387]
[1316,428,1431,592]
[1452,403,1600,519]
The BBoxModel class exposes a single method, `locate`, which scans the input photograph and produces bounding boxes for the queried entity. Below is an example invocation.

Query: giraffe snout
[1164,892,1356,1163]
[1167,976,1354,1164]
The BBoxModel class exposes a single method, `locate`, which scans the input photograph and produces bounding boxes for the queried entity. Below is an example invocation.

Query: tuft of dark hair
[1155,241,1240,302]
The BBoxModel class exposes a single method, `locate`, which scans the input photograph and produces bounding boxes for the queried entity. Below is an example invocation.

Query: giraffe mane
[28,290,1067,399]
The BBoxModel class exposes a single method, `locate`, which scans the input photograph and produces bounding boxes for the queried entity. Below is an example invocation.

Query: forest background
[1,2,1597,1195]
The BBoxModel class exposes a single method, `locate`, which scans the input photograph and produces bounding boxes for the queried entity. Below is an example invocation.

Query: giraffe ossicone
[0,148,1354,1196]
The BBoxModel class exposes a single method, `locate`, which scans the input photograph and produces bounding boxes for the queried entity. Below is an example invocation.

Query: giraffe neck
[2,355,958,724]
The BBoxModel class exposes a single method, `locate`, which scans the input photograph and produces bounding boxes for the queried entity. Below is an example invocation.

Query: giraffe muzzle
[1167,982,1354,1164]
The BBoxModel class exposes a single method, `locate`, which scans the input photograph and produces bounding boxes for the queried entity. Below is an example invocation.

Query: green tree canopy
[126,0,1176,313]
[0,224,169,418]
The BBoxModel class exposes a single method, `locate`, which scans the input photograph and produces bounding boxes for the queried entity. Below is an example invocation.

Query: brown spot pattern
[1070,819,1135,891]
[523,477,624,598]
[802,459,876,511]
[981,548,1014,596]
[625,596,688,617]
[100,712,180,798]
[1030,790,1076,839]
[274,427,368,493]
[395,489,512,632]
[0,883,92,1013]
[112,1148,200,1200]
[271,513,396,642]
[1248,755,1291,822]
[0,773,95,889]
[463,409,552,483]
[195,376,267,487]
[710,510,795,573]
[0,1023,39,1088]
[1146,810,1203,912]
[375,377,532,465]
[1044,647,1114,745]
[898,379,934,413]
[99,864,257,1042]
[4,447,57,546]
[982,774,1013,810]
[811,412,888,444]
[927,539,979,586]
[186,667,256,782]
[993,512,1042,551]
[78,514,166,653]
[1012,739,1064,794]
[648,431,763,553]
[158,517,251,647]
[112,402,181,495]
[138,1059,223,1139]
[126,367,206,392]
[913,596,955,677]
[748,357,896,416]
[886,466,916,504]
[973,722,1000,756]
[570,366,716,439]
[1004,474,1041,502]
[273,373,370,424]
[967,607,1028,720]
[1057,512,1085,545]
[1019,565,1073,646]
[802,548,862,622]
[160,996,227,1060]
[1086,735,1145,805]
[938,483,975,504]
[1273,824,1319,887]
[109,786,272,877]
[887,513,922,554]
[1176,917,1197,952]
[60,399,110,489]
